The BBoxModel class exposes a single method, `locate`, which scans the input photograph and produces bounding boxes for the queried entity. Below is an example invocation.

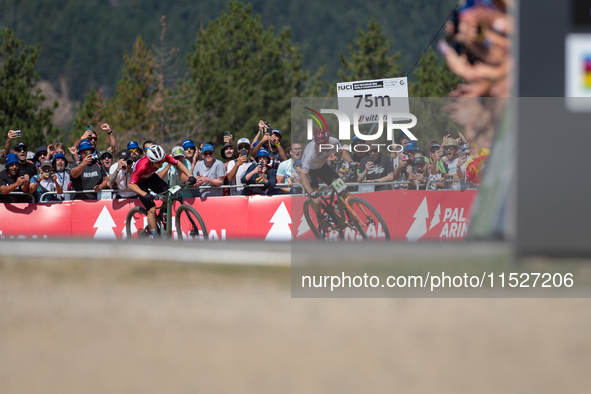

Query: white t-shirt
[226,158,255,196]
[301,137,341,173]
[277,159,292,180]
[109,163,135,198]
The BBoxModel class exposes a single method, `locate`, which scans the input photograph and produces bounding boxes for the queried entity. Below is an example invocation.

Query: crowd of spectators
[0,120,303,203]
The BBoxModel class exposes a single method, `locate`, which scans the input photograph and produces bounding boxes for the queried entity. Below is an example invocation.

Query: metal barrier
[4,191,35,203]
[32,179,474,203]
[425,178,478,191]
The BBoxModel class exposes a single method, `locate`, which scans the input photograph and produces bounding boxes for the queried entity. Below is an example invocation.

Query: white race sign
[336,77,409,124]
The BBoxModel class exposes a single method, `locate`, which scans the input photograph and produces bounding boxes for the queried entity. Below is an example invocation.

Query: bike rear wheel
[175,205,208,241]
[125,206,151,239]
[342,197,390,241]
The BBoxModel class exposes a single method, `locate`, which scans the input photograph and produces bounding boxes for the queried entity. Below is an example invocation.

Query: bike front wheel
[175,205,208,241]
[303,199,344,241]
[342,197,390,241]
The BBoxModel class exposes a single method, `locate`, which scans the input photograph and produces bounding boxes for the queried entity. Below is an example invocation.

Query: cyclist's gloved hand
[144,193,156,202]
[187,176,197,186]
[310,191,321,199]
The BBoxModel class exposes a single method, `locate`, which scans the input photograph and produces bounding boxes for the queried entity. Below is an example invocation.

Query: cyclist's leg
[138,175,169,232]
[310,164,339,217]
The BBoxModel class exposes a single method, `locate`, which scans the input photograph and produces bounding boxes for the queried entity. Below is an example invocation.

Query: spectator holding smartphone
[0,153,31,203]
[70,140,108,200]
[241,148,277,196]
[107,149,136,199]
[72,124,118,158]
[30,160,63,202]
[226,138,255,196]
[251,121,288,168]
[358,144,394,191]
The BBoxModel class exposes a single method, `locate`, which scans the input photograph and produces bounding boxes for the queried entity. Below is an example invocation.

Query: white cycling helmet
[146,145,166,162]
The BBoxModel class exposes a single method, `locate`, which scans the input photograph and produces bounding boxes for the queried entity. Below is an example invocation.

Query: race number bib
[331,178,347,193]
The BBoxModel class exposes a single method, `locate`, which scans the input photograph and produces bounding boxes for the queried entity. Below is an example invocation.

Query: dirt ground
[1,258,591,393]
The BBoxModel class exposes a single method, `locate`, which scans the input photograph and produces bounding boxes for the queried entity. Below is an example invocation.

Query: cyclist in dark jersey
[128,145,195,237]
[299,127,355,224]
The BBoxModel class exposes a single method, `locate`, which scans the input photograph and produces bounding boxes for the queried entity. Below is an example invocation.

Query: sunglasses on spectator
[185,147,196,151]
[38,152,48,156]
[429,147,439,152]
[238,145,250,150]
[15,148,26,153]
[370,148,379,153]
[130,148,142,153]
[88,137,97,141]
[203,151,214,156]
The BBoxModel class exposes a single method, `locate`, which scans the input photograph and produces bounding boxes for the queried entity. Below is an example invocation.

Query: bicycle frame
[318,180,377,234]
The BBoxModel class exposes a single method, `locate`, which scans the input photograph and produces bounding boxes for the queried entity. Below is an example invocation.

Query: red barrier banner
[0,191,476,241]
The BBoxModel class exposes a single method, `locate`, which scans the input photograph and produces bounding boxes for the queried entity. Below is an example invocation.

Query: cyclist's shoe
[316,213,332,233]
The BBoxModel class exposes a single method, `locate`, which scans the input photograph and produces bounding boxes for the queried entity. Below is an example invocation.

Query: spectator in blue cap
[0,153,31,203]
[71,123,118,158]
[70,140,108,200]
[182,139,199,172]
[192,143,225,197]
[52,152,71,201]
[241,148,277,196]
[127,141,143,163]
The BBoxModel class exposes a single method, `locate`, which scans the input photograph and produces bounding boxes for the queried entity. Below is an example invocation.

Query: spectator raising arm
[1,130,18,165]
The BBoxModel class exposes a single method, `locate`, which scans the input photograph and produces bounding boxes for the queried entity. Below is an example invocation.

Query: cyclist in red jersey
[128,145,195,237]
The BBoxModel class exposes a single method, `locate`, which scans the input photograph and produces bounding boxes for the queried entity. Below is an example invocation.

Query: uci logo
[337,85,353,90]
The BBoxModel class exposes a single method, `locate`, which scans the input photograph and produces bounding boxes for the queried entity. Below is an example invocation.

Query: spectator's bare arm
[101,123,118,154]
[1,130,17,165]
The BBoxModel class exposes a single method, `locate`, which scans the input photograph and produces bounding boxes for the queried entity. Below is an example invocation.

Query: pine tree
[338,17,403,82]
[184,1,322,145]
[0,27,59,148]
[104,36,157,140]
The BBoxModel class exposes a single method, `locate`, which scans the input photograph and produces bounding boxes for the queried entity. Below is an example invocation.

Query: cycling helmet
[312,127,329,144]
[146,145,166,162]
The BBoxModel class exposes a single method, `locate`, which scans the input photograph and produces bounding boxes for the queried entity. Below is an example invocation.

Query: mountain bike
[125,183,208,240]
[303,178,390,241]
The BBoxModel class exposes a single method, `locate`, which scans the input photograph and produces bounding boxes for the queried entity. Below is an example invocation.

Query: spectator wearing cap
[107,149,136,199]
[127,141,143,163]
[70,140,108,200]
[407,156,430,189]
[0,153,31,203]
[30,160,64,202]
[157,146,194,198]
[52,153,71,201]
[430,140,466,189]
[290,159,303,186]
[192,143,225,197]
[241,148,277,196]
[1,130,38,178]
[182,139,199,172]
[428,140,442,165]
[358,144,395,191]
[33,146,49,167]
[251,125,288,168]
[226,138,255,196]
[276,142,303,194]
[99,150,114,172]
[221,143,237,167]
[71,123,118,158]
